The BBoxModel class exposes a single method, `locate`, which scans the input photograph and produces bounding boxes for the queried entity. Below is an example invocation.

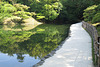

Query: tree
[16,0,63,21]
[41,2,63,21]
[93,0,100,4]
[9,0,17,4]
[59,0,94,23]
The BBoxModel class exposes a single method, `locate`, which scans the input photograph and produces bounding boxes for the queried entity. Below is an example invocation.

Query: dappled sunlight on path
[39,22,94,67]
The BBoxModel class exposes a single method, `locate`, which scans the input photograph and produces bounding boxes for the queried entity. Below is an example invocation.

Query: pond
[0,24,70,67]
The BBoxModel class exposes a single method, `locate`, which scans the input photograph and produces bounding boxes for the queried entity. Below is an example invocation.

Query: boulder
[21,18,42,25]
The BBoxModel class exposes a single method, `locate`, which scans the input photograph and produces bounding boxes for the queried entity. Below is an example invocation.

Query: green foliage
[0,0,98,23]
[93,0,100,4]
[12,4,32,19]
[95,4,100,12]
[17,0,63,21]
[0,2,15,23]
[13,11,32,19]
[0,3,17,13]
[0,2,35,24]
[83,4,100,23]
[83,5,97,22]
[95,23,100,37]
[96,26,100,36]
[36,2,63,21]
[12,4,34,19]
[36,16,45,20]
[0,13,12,24]
[92,13,100,23]
[41,2,62,21]
[0,2,13,23]
[84,5,97,11]
[59,0,94,23]
[14,4,30,11]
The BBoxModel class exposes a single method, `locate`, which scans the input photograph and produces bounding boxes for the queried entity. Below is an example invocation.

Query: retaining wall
[82,21,100,67]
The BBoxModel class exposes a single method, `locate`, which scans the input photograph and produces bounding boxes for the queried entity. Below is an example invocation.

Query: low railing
[82,21,100,67]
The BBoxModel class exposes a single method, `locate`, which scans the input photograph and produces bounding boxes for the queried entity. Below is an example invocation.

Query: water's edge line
[33,24,72,67]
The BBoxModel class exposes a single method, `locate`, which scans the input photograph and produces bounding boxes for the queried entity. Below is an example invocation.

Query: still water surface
[0,24,61,67]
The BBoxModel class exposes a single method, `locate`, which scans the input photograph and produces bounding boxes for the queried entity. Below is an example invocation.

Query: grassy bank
[91,23,100,65]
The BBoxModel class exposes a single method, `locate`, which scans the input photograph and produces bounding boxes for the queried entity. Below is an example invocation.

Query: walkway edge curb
[33,25,72,67]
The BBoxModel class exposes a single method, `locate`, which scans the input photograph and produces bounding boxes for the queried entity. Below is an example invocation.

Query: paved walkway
[39,22,94,67]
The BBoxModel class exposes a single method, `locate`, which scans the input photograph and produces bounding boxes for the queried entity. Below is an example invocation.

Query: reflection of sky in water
[0,24,65,67]
[0,25,43,67]
[0,53,40,67]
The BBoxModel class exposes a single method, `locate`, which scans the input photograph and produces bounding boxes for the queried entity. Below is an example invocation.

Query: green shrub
[13,11,32,19]
[10,16,22,23]
[17,0,63,21]
[36,16,45,20]
[14,4,30,11]
[59,0,94,23]
[84,5,97,11]
[0,2,37,24]
[83,5,97,22]
[96,26,100,36]
[12,4,33,19]
[95,4,100,12]
[42,4,59,20]
[0,12,12,24]
[0,3,17,13]
[83,4,100,23]
[41,2,63,21]
[92,13,100,23]
[0,2,16,24]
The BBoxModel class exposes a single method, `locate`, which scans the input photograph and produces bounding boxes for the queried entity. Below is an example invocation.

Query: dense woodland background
[0,0,100,24]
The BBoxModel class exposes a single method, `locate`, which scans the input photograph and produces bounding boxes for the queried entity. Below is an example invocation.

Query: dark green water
[0,24,70,67]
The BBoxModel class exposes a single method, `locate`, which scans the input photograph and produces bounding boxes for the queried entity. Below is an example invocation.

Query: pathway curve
[39,22,94,67]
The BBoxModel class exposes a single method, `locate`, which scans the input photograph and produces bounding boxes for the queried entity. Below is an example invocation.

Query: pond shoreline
[0,23,70,67]
[33,25,71,67]
[37,22,93,67]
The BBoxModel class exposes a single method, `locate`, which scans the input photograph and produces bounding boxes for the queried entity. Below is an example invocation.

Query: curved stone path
[39,22,94,67]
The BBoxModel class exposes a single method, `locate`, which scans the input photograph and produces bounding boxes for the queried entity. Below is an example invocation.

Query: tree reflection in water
[0,24,70,63]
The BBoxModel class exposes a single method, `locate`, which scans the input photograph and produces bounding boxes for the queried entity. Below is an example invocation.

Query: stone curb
[33,26,71,67]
